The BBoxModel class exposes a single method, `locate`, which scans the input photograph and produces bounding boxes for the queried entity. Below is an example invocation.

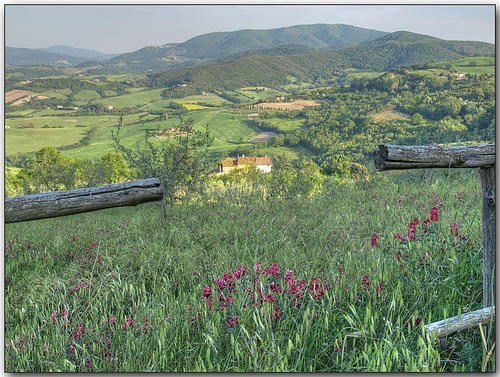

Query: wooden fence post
[479,166,496,362]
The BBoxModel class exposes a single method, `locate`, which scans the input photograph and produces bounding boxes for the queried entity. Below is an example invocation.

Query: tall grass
[4,171,493,372]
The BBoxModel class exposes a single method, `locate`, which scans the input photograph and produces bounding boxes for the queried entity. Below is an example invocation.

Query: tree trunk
[5,178,163,223]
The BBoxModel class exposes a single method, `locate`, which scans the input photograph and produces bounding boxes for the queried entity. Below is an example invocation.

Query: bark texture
[424,306,495,340]
[374,143,495,170]
[5,178,163,223]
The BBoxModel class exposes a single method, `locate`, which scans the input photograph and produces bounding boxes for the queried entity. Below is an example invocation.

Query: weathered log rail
[424,306,495,340]
[5,178,163,223]
[374,143,495,361]
[374,143,495,170]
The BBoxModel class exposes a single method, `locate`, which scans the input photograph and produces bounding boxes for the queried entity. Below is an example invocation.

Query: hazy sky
[4,3,496,54]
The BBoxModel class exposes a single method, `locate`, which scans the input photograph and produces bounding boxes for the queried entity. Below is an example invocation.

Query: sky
[4,3,496,54]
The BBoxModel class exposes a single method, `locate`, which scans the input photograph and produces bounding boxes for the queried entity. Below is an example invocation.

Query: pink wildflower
[203,286,212,298]
[430,206,439,222]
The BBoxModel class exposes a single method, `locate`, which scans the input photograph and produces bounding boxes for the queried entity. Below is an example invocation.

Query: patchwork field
[5,90,40,104]
[251,99,323,111]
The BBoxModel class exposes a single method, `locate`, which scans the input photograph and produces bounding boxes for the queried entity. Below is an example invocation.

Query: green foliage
[112,116,214,207]
[5,146,135,196]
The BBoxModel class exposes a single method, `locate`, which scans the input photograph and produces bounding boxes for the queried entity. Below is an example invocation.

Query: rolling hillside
[142,31,495,93]
[173,23,388,58]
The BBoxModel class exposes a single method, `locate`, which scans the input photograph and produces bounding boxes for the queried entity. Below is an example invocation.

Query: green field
[261,117,306,134]
[5,128,88,155]
[74,90,102,103]
[91,88,166,108]
[5,115,120,129]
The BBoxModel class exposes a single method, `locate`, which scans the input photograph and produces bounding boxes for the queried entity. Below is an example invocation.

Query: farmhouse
[104,105,113,110]
[209,155,273,176]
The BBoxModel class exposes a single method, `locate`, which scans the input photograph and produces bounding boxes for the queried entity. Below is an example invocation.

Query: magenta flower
[256,262,263,275]
[203,286,212,298]
[264,263,280,277]
[370,233,380,248]
[376,282,383,296]
[216,279,226,290]
[430,206,439,222]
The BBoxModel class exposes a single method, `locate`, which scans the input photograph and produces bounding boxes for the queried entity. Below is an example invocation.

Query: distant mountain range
[5,23,494,78]
[4,24,388,68]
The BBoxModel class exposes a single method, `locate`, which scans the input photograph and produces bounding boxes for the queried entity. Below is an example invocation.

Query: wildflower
[370,233,380,248]
[430,206,439,222]
[108,315,117,325]
[362,275,370,286]
[265,263,280,277]
[203,286,212,298]
[264,293,276,303]
[223,271,236,289]
[228,315,239,328]
[269,282,282,293]
[334,348,342,353]
[91,241,97,248]
[256,262,262,275]
[233,265,246,279]
[216,279,226,290]
[393,233,407,242]
[376,282,383,296]
[274,309,280,320]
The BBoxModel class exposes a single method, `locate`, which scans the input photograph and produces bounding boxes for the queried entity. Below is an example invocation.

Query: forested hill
[142,31,495,93]
[173,23,388,58]
[339,31,495,70]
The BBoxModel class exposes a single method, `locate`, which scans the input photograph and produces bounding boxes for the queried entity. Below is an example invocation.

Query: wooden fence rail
[424,306,495,340]
[5,178,163,223]
[374,143,495,170]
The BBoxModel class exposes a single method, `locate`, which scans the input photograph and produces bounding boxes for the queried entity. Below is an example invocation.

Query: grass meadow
[4,171,494,372]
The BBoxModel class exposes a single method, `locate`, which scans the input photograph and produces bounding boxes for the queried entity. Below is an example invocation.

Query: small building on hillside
[104,105,113,110]
[209,155,273,176]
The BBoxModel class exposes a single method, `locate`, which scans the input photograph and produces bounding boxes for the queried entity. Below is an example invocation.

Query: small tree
[112,115,213,210]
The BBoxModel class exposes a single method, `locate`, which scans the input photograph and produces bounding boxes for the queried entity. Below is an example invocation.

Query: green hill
[171,23,388,59]
[143,31,495,94]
